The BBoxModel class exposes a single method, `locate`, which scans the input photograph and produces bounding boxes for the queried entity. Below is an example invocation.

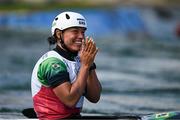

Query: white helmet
[51,11,87,35]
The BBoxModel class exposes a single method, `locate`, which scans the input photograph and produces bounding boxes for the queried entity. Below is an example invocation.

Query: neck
[54,45,78,61]
[57,43,66,51]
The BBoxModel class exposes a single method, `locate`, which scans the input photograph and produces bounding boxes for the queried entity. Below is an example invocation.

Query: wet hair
[47,29,68,51]
[47,36,57,50]
[47,28,61,46]
[47,36,57,45]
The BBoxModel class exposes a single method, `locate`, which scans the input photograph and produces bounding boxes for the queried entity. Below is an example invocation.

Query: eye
[81,30,85,34]
[72,30,78,34]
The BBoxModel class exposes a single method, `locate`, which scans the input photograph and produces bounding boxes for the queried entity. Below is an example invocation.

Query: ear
[55,29,62,39]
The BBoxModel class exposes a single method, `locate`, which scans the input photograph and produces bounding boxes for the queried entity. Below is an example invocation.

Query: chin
[71,48,80,53]
[74,46,81,51]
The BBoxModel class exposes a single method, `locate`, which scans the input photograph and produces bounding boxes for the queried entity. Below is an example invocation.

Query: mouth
[74,41,82,45]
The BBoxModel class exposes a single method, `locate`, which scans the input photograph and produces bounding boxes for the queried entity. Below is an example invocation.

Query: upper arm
[37,57,70,87]
[37,57,78,107]
[52,81,72,103]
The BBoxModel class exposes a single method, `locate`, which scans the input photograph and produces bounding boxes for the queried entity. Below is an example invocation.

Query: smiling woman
[55,27,86,52]
[31,11,102,119]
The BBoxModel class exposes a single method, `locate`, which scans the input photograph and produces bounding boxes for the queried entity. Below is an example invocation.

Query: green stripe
[37,57,67,86]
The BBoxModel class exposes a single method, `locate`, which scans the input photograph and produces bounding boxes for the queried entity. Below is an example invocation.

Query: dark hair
[47,36,57,45]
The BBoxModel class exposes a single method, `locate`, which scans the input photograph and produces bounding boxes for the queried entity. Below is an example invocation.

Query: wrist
[89,63,96,71]
[81,64,90,70]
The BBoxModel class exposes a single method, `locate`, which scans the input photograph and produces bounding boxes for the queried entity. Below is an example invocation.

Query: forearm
[70,65,89,99]
[53,65,89,108]
[86,70,102,103]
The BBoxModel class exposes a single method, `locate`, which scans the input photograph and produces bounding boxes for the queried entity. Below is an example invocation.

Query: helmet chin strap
[59,33,67,50]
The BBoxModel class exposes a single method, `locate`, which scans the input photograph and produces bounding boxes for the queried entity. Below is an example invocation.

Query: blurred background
[0,0,180,118]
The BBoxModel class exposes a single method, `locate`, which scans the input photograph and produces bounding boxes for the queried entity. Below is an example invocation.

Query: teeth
[75,42,82,44]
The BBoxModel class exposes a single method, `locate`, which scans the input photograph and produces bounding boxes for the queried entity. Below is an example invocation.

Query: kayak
[22,108,180,120]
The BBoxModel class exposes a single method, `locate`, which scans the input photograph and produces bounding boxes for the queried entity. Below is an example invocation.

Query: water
[87,35,180,115]
[0,29,180,118]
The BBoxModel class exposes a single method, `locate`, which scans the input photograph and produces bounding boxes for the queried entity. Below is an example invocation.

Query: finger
[92,47,99,59]
[90,40,97,54]
[87,38,94,52]
[84,37,90,51]
[94,47,99,55]
[81,39,85,51]
[88,38,97,54]
[85,37,92,52]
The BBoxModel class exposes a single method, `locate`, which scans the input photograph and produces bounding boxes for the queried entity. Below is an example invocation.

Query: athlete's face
[63,27,86,52]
